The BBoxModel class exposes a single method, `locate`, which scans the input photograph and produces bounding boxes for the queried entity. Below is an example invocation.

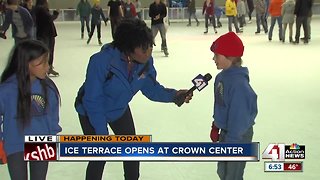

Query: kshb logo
[262,144,285,161]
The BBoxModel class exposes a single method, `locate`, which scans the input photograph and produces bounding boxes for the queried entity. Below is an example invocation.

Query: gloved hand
[0,141,7,164]
[0,32,7,39]
[173,89,193,107]
[53,10,59,16]
[210,122,220,142]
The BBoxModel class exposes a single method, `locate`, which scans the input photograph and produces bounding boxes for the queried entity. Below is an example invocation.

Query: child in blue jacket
[209,32,258,180]
[75,18,192,180]
[0,40,62,180]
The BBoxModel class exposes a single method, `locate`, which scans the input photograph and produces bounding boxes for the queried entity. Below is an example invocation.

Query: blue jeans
[256,13,268,33]
[268,16,282,40]
[217,127,254,180]
[152,23,167,49]
[188,11,199,25]
[227,16,239,32]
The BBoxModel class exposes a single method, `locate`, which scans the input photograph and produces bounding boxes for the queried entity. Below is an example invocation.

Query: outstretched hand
[176,89,193,104]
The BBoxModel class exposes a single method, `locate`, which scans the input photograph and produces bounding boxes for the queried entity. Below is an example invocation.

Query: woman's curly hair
[113,18,153,54]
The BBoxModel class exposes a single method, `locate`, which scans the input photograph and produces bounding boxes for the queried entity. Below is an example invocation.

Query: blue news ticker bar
[59,142,259,161]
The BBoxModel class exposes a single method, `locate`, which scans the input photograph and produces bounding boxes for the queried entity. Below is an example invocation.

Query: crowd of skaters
[75,0,170,56]
[0,0,315,76]
[186,0,313,44]
[0,0,171,76]
[0,0,59,76]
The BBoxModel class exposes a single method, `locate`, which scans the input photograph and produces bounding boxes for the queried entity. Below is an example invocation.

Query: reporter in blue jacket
[75,18,192,180]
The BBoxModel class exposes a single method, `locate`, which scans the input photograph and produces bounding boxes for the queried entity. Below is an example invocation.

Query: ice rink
[0,18,320,180]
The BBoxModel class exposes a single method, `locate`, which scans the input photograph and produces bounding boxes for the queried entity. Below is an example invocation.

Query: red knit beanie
[210,32,244,57]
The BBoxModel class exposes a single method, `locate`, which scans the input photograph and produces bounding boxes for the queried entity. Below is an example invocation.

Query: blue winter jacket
[0,76,62,156]
[75,44,177,135]
[0,6,34,38]
[213,66,258,142]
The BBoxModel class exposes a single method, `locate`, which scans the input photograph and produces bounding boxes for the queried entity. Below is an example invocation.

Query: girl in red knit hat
[210,32,258,180]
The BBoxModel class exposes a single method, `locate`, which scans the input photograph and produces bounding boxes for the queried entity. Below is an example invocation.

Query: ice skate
[87,37,91,44]
[48,68,59,77]
[163,48,169,57]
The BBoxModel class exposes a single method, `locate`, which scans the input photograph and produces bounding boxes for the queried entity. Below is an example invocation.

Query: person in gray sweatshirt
[0,0,33,43]
[281,0,295,43]
[254,0,268,34]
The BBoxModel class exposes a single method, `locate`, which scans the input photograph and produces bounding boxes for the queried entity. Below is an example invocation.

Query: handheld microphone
[174,73,212,107]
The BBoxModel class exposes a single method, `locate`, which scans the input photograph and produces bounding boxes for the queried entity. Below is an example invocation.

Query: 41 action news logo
[262,143,305,161]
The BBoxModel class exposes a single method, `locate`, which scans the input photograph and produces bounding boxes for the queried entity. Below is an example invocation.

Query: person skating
[76,0,91,39]
[186,0,199,26]
[34,0,60,76]
[87,0,108,46]
[149,0,169,56]
[202,0,217,34]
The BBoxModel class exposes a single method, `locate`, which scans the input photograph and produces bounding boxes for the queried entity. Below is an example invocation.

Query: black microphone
[174,73,212,107]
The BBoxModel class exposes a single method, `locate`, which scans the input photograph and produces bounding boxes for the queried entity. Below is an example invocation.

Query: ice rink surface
[0,18,320,179]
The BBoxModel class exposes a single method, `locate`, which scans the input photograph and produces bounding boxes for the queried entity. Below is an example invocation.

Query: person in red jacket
[268,0,284,41]
[123,0,137,18]
[202,0,217,34]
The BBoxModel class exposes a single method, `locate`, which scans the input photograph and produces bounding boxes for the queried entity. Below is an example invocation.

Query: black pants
[247,0,254,20]
[38,36,55,66]
[205,14,217,29]
[110,17,121,40]
[79,107,139,180]
[295,16,309,42]
[89,22,102,40]
[7,152,49,180]
[80,16,90,35]
[48,38,55,66]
